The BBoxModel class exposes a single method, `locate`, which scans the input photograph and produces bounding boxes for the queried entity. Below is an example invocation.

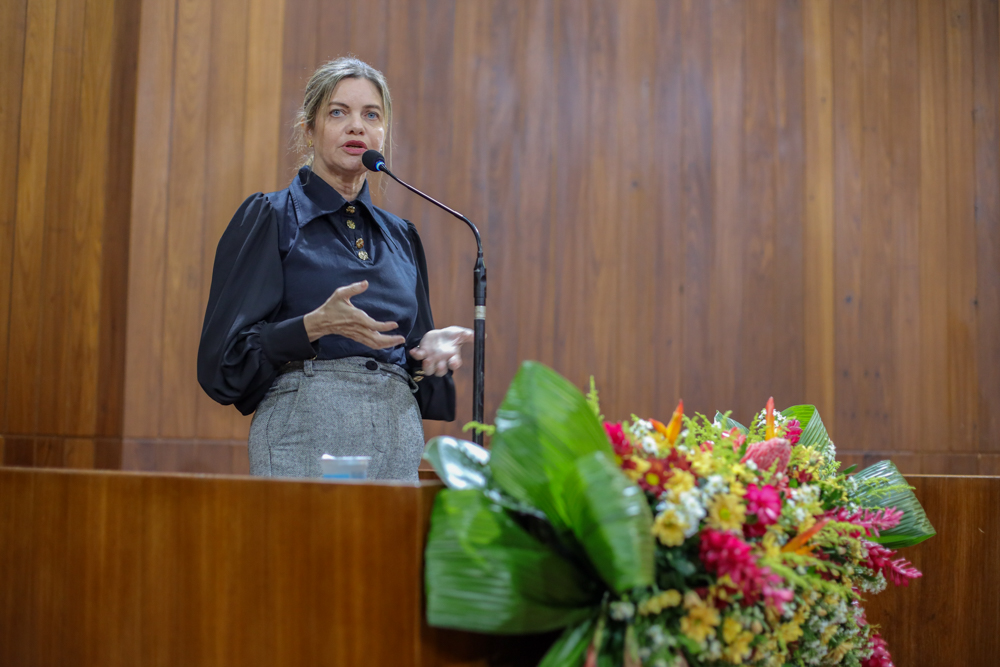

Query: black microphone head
[362,150,386,172]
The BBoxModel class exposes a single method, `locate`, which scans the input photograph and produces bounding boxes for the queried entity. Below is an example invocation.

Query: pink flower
[825,507,904,539]
[781,419,802,446]
[759,570,794,613]
[745,484,781,525]
[700,529,755,580]
[862,541,923,586]
[725,428,746,452]
[700,530,794,612]
[741,438,792,474]
[604,422,632,456]
[861,632,895,667]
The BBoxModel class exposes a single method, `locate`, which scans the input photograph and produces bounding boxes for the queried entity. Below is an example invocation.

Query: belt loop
[304,359,315,377]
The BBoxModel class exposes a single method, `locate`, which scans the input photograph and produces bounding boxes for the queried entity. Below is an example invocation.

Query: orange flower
[765,396,776,440]
[656,400,684,445]
[782,518,830,555]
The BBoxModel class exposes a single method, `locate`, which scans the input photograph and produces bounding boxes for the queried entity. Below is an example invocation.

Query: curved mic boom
[361,150,487,444]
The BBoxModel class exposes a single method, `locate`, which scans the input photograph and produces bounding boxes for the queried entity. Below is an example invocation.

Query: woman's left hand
[409,326,474,376]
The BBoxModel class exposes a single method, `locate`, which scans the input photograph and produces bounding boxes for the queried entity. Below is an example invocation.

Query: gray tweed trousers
[248,357,425,481]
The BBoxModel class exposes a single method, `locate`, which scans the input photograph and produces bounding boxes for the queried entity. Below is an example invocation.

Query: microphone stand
[373,162,487,446]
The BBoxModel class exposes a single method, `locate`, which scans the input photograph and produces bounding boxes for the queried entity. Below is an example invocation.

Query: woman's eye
[366,112,379,120]
[331,109,343,117]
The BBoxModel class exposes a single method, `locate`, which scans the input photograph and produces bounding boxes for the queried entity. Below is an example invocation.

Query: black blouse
[197,167,454,419]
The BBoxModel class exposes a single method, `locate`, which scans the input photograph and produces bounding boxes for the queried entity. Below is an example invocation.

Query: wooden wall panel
[1,0,137,460]
[4,0,995,475]
[0,0,29,434]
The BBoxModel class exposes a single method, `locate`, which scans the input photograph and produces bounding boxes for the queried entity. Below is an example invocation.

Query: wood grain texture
[1,0,135,455]
[4,0,1000,475]
[0,0,28,435]
[0,468,507,667]
[0,469,995,666]
[865,475,1000,666]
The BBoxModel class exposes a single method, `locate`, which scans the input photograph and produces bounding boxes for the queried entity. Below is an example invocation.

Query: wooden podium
[1,469,997,667]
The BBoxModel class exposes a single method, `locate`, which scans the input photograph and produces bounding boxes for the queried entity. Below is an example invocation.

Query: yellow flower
[821,624,838,645]
[621,456,650,482]
[761,529,783,559]
[639,589,682,615]
[827,641,854,664]
[680,599,721,644]
[776,621,803,643]
[652,509,687,546]
[691,449,715,476]
[707,493,746,532]
[729,480,747,498]
[666,469,696,498]
[722,617,743,644]
[729,462,754,483]
[723,630,755,664]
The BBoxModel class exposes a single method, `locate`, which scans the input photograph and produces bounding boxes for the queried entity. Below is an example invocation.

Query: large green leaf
[537,616,598,667]
[423,436,491,490]
[490,362,614,533]
[850,460,936,548]
[425,489,600,634]
[562,450,655,593]
[781,405,832,452]
[714,411,749,435]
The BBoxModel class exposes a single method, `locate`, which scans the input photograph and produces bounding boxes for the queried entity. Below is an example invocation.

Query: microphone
[361,149,386,173]
[362,150,488,445]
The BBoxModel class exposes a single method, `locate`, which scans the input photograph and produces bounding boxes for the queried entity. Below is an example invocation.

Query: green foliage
[462,420,497,437]
[491,362,615,534]
[850,460,936,548]
[587,376,604,422]
[713,410,749,436]
[562,451,655,593]
[424,361,656,651]
[537,616,599,667]
[425,489,600,633]
[781,405,839,478]
[423,436,491,491]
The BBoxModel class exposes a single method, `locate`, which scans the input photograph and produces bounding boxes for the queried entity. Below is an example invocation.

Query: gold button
[346,219,356,229]
[358,250,369,261]
[346,205,356,214]
[355,238,364,249]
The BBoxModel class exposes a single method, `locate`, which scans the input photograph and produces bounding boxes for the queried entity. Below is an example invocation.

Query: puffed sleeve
[197,193,318,415]
[405,221,456,421]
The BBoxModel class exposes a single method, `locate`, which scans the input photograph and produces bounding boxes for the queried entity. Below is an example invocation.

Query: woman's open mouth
[343,141,367,155]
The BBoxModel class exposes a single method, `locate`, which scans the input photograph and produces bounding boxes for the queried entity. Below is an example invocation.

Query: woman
[197,57,471,481]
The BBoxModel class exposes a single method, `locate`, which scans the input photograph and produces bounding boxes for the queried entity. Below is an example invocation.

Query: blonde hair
[293,56,393,169]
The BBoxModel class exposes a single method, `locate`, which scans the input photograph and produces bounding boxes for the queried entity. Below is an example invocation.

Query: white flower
[609,601,635,621]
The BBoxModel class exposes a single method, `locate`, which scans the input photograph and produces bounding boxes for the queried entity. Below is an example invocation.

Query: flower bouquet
[422,362,934,667]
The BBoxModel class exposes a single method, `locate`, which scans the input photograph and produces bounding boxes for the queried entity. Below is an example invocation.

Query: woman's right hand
[302,280,406,349]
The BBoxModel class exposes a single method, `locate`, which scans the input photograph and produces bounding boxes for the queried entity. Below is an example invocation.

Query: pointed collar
[289,166,374,225]
[288,166,398,252]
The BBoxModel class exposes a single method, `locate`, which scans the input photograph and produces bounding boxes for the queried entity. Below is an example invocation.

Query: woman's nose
[346,113,364,133]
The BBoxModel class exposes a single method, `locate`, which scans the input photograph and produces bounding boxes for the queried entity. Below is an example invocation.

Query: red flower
[604,422,632,456]
[745,484,781,526]
[741,438,792,474]
[861,632,895,667]
[781,419,803,446]
[700,529,793,612]
[637,457,670,496]
[862,541,922,586]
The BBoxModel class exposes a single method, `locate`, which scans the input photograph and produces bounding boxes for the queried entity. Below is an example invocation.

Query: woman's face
[309,77,386,181]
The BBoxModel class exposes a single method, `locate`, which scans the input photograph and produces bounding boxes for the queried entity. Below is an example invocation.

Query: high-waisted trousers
[248,357,425,481]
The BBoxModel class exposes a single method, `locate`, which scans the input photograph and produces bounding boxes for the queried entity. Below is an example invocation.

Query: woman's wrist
[303,309,328,342]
